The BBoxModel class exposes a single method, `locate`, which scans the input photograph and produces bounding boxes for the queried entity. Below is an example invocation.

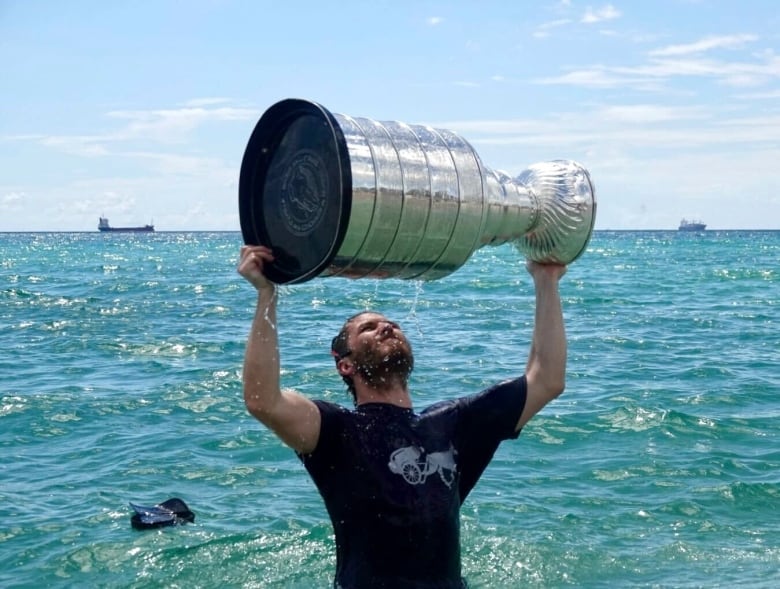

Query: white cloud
[536,67,652,89]
[649,34,759,57]
[30,103,259,159]
[427,16,443,26]
[535,47,780,90]
[533,18,571,39]
[581,4,621,24]
[106,106,258,143]
[121,151,235,180]
[595,104,708,123]
[39,135,110,157]
[1,192,24,207]
[0,133,44,143]
[438,107,780,154]
[735,89,780,100]
[643,54,780,87]
[66,191,136,216]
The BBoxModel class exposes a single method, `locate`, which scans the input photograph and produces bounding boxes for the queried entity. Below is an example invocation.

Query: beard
[352,338,414,391]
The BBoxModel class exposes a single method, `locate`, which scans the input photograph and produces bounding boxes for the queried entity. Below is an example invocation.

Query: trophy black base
[239,99,353,284]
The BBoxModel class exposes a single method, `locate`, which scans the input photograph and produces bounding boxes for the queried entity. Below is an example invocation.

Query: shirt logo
[388,445,457,488]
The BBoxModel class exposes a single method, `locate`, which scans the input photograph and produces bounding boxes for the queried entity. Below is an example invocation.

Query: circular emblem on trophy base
[279,149,328,236]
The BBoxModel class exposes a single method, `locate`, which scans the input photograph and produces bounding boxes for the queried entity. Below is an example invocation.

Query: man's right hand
[238,245,276,292]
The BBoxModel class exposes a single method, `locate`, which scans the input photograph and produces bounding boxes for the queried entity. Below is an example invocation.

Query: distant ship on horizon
[98,216,155,232]
[678,218,706,231]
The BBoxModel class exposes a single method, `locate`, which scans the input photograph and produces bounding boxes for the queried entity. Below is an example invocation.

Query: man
[238,244,567,589]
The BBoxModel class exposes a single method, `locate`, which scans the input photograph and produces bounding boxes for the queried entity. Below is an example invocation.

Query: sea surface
[1,230,778,588]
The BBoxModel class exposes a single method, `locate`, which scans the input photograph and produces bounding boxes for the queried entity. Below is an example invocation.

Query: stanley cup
[239,99,596,284]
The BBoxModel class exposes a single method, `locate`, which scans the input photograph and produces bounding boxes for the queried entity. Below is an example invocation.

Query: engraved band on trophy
[239,99,596,285]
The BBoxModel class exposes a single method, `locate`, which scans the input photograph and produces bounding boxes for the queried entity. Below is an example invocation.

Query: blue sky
[2,0,779,231]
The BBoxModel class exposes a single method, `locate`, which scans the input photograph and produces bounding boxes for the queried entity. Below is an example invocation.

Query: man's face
[346,313,414,388]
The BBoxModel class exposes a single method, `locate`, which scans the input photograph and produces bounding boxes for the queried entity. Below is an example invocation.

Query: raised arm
[238,245,320,454]
[516,261,567,431]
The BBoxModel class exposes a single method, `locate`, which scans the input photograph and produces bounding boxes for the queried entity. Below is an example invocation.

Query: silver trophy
[239,99,596,284]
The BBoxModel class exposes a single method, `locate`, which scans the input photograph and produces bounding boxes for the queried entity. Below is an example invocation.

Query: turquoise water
[1,230,778,588]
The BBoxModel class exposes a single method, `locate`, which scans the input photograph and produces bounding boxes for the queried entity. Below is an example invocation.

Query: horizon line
[2,228,779,234]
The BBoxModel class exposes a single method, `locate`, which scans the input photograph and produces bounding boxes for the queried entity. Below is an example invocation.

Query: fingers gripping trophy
[239,99,596,283]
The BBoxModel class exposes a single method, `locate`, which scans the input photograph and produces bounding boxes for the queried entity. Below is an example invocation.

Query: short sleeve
[451,376,527,501]
[457,376,527,442]
[297,400,346,466]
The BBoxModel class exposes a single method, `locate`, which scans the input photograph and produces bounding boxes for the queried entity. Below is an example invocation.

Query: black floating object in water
[130,497,195,530]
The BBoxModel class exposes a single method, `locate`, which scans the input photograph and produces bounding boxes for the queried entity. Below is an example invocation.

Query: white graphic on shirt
[388,445,457,488]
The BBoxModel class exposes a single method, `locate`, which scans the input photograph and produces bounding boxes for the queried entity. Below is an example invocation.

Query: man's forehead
[349,311,389,325]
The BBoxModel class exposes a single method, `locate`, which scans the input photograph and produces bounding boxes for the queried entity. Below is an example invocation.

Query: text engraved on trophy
[280,149,329,236]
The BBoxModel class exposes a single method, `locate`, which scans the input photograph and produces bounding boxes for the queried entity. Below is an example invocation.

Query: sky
[1,0,779,231]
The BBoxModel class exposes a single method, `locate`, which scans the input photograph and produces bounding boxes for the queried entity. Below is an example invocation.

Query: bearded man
[238,244,568,589]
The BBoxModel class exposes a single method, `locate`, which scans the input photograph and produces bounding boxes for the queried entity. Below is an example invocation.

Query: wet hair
[331,312,369,404]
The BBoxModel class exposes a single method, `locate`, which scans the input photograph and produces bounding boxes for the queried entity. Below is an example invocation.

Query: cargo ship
[98,217,154,232]
[678,218,706,231]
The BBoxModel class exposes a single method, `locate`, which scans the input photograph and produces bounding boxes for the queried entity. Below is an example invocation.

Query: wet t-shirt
[299,377,527,589]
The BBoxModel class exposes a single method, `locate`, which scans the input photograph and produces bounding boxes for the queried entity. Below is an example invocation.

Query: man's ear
[336,358,355,377]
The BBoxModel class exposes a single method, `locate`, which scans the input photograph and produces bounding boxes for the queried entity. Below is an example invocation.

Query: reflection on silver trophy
[239,99,597,284]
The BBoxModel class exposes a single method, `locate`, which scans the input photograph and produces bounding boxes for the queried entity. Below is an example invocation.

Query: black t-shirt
[299,377,527,589]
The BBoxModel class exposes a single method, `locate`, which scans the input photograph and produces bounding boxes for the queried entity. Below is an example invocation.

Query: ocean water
[1,230,778,588]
